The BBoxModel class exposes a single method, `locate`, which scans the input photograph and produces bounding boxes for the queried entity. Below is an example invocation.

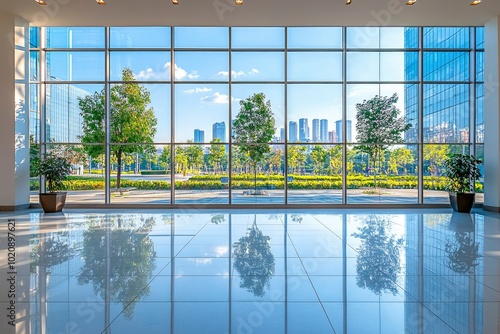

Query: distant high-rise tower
[312,119,320,142]
[289,121,298,142]
[299,118,309,142]
[280,128,285,142]
[212,122,226,142]
[194,129,205,143]
[320,119,328,143]
[328,130,336,143]
[335,120,352,142]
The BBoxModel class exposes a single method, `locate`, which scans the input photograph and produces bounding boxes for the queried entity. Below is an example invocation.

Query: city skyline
[35,27,481,149]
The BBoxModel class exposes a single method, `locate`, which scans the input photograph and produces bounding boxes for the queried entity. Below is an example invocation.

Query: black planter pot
[449,192,475,213]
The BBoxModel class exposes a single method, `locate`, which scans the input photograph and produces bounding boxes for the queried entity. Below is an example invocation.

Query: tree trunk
[254,162,257,194]
[117,149,122,190]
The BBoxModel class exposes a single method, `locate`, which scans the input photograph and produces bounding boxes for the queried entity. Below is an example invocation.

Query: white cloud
[216,68,259,79]
[187,71,200,79]
[136,67,162,80]
[201,92,242,104]
[216,70,245,78]
[183,87,213,94]
[136,62,198,81]
[164,62,187,80]
[201,92,230,104]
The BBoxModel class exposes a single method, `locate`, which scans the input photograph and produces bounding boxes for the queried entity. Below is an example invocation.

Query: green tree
[288,145,307,174]
[310,145,328,175]
[423,144,449,176]
[208,138,226,174]
[78,68,157,190]
[142,150,158,171]
[158,145,171,171]
[186,141,204,173]
[30,134,40,177]
[232,148,249,174]
[328,146,343,175]
[267,148,283,174]
[388,147,415,175]
[346,147,358,174]
[175,146,188,175]
[233,93,276,192]
[355,94,411,186]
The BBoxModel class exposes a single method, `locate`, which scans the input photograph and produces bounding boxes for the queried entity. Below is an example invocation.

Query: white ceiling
[1,0,499,27]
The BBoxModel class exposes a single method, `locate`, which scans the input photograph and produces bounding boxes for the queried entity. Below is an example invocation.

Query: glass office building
[29,26,484,206]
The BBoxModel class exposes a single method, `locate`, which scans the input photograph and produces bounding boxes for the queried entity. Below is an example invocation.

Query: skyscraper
[335,120,352,142]
[43,84,88,143]
[212,121,226,142]
[312,119,320,142]
[299,118,309,142]
[280,128,285,143]
[289,121,298,142]
[404,27,478,144]
[328,130,336,143]
[320,119,328,143]
[194,129,205,143]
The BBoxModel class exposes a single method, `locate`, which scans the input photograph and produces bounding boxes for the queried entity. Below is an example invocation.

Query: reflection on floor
[0,209,498,334]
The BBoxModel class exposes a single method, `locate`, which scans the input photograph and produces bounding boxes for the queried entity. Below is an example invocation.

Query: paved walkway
[31,188,483,205]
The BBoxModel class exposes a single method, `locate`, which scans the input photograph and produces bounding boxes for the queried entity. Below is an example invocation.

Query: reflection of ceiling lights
[34,0,47,5]
[406,0,417,5]
[172,0,179,4]
[346,0,352,5]
[96,0,106,4]
[235,0,243,4]
[471,0,481,5]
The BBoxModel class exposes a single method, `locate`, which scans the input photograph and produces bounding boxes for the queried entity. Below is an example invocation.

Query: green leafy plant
[443,154,482,193]
[33,152,72,192]
[233,93,276,193]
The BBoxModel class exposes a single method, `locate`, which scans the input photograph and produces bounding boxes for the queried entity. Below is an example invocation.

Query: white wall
[0,14,30,210]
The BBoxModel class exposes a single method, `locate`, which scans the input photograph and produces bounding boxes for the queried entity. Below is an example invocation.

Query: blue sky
[46,27,408,143]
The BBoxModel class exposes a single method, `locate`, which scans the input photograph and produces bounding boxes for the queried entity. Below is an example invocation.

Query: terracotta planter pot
[39,192,67,213]
[449,192,475,213]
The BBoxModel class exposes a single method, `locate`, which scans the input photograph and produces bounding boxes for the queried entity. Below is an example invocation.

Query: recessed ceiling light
[34,0,47,5]
[471,0,481,5]
[96,0,106,5]
[406,0,417,5]
[172,0,179,4]
[346,0,352,5]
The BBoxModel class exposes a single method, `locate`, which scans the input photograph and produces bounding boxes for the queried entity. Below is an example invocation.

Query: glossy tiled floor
[1,209,500,334]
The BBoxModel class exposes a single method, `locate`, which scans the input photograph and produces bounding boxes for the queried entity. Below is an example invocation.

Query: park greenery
[29,143,483,193]
[31,88,484,197]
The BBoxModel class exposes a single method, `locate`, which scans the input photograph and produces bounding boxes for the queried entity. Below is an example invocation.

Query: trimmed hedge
[30,174,484,193]
[141,170,169,175]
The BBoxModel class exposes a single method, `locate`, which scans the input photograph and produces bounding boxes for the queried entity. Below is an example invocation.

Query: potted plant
[33,151,72,213]
[443,154,482,213]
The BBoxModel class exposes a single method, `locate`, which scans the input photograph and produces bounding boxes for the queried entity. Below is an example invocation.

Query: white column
[484,17,500,212]
[0,15,30,211]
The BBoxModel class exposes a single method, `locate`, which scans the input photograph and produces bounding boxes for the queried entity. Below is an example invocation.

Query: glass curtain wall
[29,26,484,205]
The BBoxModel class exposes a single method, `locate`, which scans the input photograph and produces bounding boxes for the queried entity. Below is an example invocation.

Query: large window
[29,26,484,205]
